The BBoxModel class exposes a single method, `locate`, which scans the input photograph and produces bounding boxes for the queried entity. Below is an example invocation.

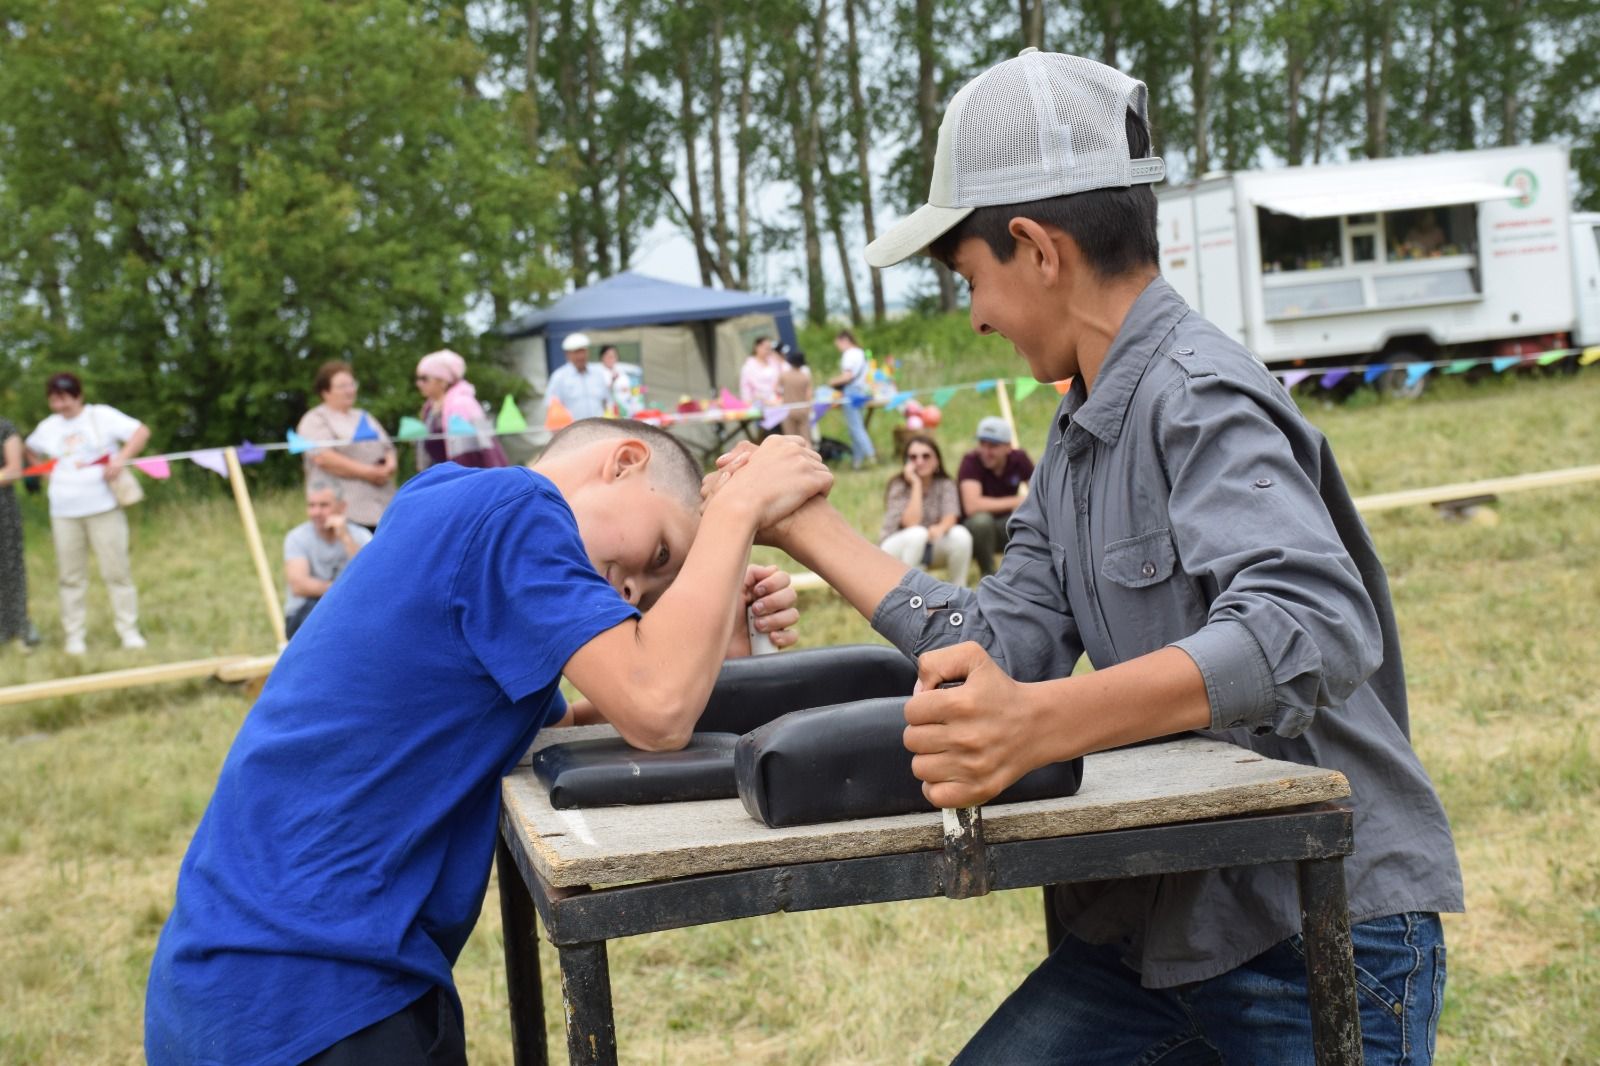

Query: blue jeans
[953,913,1446,1066]
[841,387,876,468]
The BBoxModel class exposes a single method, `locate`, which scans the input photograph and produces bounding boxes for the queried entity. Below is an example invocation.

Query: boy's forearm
[619,496,757,734]
[774,499,909,621]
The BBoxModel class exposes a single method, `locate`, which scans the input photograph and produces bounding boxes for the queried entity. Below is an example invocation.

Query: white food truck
[1158,144,1600,390]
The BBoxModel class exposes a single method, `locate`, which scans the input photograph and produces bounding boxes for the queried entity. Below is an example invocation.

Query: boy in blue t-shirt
[145,419,830,1066]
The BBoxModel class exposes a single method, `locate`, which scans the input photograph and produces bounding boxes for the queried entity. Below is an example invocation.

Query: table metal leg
[497,836,549,1066]
[558,941,618,1066]
[1298,856,1364,1066]
[1042,885,1065,956]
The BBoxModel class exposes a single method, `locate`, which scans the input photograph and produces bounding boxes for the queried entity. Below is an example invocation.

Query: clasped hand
[703,435,832,542]
[903,642,1045,808]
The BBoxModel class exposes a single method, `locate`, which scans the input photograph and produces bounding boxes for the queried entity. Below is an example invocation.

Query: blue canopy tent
[496,271,799,380]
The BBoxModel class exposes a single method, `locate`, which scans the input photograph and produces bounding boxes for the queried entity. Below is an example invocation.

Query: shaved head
[542,418,703,509]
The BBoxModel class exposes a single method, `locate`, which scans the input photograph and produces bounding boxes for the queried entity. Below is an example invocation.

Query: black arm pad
[530,734,740,808]
[734,698,1085,827]
[696,644,918,735]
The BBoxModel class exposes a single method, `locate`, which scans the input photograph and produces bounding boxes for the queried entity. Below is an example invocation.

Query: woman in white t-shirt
[25,372,151,655]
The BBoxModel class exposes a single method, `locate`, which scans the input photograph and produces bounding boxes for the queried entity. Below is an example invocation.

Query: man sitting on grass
[145,420,829,1066]
[283,480,371,639]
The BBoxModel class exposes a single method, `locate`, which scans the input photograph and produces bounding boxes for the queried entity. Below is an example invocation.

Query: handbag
[110,468,145,507]
[90,406,144,508]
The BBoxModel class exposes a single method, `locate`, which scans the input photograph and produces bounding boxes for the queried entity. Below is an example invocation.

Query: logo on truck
[1505,168,1539,208]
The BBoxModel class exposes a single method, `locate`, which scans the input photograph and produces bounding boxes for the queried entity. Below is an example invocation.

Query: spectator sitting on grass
[283,480,371,639]
[958,416,1035,577]
[879,434,973,587]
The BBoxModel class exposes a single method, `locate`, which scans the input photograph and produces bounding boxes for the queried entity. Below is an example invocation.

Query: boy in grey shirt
[284,481,372,638]
[727,50,1459,1066]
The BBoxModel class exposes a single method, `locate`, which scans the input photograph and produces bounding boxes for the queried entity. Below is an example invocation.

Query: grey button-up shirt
[871,276,1462,988]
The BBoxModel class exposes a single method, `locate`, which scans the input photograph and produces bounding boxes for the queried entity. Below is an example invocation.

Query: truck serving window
[1386,204,1478,260]
[1258,210,1341,273]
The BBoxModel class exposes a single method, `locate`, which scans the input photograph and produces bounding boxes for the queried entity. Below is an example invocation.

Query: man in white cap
[957,415,1034,577]
[730,48,1459,1065]
[546,332,612,421]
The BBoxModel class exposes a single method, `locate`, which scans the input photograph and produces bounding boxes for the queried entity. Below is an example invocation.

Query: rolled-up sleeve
[1158,374,1383,736]
[872,458,1084,683]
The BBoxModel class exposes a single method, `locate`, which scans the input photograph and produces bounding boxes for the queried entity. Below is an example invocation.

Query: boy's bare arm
[562,438,831,750]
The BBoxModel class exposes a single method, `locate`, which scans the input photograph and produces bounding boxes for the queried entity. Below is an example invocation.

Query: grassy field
[3,362,1599,1063]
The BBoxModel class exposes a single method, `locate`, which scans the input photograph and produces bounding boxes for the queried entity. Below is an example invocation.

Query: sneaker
[64,637,87,656]
[120,632,148,651]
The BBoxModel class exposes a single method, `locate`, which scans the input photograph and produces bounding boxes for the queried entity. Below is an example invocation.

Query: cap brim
[864,203,974,268]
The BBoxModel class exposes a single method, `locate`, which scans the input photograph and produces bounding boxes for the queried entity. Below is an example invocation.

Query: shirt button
[1254,477,1273,488]
[1174,346,1194,355]
[909,595,924,609]
[949,612,964,627]
[1140,561,1157,578]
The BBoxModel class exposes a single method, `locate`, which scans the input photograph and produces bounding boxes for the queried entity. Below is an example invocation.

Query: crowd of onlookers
[2,340,1035,657]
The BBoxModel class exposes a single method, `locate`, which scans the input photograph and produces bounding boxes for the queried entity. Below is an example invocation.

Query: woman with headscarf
[413,350,508,471]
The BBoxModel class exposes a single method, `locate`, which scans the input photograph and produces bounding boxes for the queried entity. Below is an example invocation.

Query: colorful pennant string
[190,450,228,477]
[1319,369,1350,389]
[133,457,171,479]
[21,459,56,477]
[396,416,428,441]
[1362,364,1389,384]
[932,386,959,407]
[496,396,528,434]
[446,415,476,437]
[351,413,380,442]
[1013,377,1040,401]
[237,441,266,465]
[285,429,313,454]
[544,397,574,432]
[1491,356,1520,373]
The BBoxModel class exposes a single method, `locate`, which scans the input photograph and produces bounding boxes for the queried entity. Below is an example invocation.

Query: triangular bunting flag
[397,416,428,441]
[1013,377,1040,401]
[811,401,831,424]
[447,415,476,437]
[1404,363,1431,386]
[89,453,111,466]
[1444,359,1475,375]
[716,388,748,412]
[1536,351,1566,367]
[887,391,913,411]
[352,413,380,442]
[1581,346,1600,367]
[848,392,869,409]
[286,429,313,454]
[760,406,787,431]
[1319,369,1350,389]
[931,387,958,407]
[1054,378,1074,394]
[1281,369,1313,389]
[974,379,997,394]
[133,457,171,480]
[21,458,56,477]
[1362,364,1389,384]
[237,441,266,464]
[497,396,528,434]
[190,450,228,476]
[1490,356,1519,373]
[545,397,574,432]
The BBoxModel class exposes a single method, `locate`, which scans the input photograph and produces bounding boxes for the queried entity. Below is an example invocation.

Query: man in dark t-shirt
[958,415,1035,576]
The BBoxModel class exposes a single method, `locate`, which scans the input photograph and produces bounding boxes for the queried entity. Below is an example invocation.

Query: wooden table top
[502,727,1350,889]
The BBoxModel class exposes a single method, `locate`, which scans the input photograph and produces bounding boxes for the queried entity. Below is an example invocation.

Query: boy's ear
[1008,217,1065,285]
[605,438,652,482]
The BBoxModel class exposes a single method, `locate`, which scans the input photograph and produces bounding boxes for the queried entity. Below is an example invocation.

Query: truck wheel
[1373,352,1429,400]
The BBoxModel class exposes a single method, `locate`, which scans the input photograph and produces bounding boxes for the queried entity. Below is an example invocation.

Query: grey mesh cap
[865,49,1165,269]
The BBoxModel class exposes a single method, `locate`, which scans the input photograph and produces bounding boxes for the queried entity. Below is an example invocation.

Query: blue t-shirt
[145,465,638,1066]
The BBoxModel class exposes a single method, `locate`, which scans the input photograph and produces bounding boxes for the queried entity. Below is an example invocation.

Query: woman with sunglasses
[413,350,508,471]
[24,372,150,654]
[878,434,973,587]
[296,361,397,532]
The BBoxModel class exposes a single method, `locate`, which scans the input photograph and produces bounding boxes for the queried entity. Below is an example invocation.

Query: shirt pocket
[1100,527,1178,589]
